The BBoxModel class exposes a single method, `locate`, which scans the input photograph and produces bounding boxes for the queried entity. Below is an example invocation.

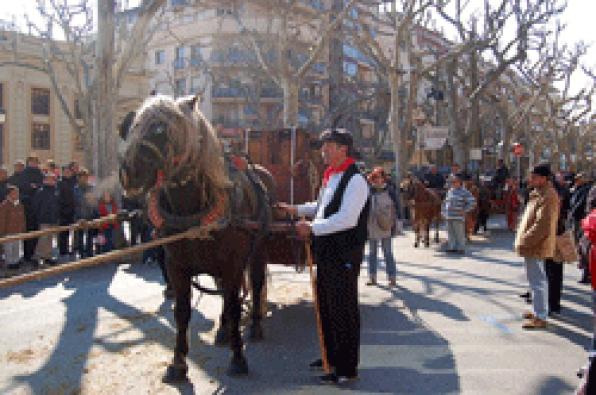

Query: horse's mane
[128,95,230,192]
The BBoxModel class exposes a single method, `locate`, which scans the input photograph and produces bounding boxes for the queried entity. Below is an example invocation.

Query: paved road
[0,220,591,394]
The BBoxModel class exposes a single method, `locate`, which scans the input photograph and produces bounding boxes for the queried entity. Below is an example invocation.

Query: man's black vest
[312,163,370,263]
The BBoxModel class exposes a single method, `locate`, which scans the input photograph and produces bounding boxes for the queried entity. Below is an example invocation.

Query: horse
[118,95,275,383]
[463,179,480,239]
[403,177,442,247]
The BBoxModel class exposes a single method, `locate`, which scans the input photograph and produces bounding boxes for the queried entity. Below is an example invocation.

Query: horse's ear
[176,94,200,114]
[119,111,136,141]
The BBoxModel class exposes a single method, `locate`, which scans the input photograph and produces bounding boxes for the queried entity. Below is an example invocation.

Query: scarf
[322,157,356,187]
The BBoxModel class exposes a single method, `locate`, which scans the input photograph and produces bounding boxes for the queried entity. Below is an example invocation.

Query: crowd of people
[0,155,168,278]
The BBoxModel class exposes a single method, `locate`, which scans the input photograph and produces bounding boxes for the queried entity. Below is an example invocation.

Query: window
[175,78,186,97]
[171,0,187,6]
[155,49,165,65]
[0,82,3,112]
[174,47,185,69]
[31,88,50,115]
[190,77,202,93]
[31,122,50,150]
[190,45,202,66]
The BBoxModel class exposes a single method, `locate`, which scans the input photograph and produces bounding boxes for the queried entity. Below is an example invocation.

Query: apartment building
[0,26,148,170]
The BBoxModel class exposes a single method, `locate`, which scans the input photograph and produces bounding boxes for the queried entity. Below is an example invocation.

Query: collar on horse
[146,154,254,233]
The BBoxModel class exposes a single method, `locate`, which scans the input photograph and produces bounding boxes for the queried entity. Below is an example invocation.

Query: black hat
[319,128,353,148]
[531,162,551,177]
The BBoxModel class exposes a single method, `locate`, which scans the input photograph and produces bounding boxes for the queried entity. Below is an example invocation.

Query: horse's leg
[214,278,230,346]
[413,216,419,248]
[434,217,440,243]
[248,253,265,341]
[224,277,249,375]
[425,221,430,247]
[163,263,191,383]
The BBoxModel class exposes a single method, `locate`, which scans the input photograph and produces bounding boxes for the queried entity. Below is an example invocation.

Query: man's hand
[295,219,312,239]
[274,202,297,217]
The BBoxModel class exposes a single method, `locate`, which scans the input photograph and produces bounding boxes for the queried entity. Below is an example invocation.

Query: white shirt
[296,171,369,236]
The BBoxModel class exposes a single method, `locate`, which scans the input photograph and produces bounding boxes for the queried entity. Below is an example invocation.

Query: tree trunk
[95,0,116,179]
[446,59,466,166]
[389,74,403,180]
[282,78,299,127]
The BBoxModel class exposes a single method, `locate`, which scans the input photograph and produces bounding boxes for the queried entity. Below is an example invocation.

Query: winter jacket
[587,184,596,212]
[367,185,396,240]
[442,186,476,221]
[15,166,44,206]
[0,199,25,235]
[514,183,559,259]
[31,185,59,225]
[58,176,77,221]
[569,183,592,223]
[74,183,98,220]
[0,181,8,202]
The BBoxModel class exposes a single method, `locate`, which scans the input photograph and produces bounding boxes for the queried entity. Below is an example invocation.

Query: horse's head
[118,95,228,198]
[402,176,421,201]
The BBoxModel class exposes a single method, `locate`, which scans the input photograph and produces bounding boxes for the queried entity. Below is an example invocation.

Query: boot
[388,276,396,287]
[366,275,377,286]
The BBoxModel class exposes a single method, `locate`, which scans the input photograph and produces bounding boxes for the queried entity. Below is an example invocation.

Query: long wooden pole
[0,227,202,289]
[304,239,330,374]
[0,214,121,244]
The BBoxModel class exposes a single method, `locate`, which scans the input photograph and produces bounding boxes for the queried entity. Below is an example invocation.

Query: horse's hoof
[162,364,189,384]
[214,327,230,346]
[414,243,419,248]
[227,356,248,376]
[248,324,264,342]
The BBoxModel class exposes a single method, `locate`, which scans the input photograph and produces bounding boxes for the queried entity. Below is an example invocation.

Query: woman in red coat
[97,191,119,253]
[505,178,520,231]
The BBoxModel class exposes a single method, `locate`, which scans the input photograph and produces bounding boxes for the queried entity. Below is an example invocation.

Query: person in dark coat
[569,174,593,283]
[58,166,77,257]
[424,165,446,190]
[0,166,9,202]
[16,156,45,263]
[494,159,510,187]
[544,174,571,315]
[8,160,25,186]
[31,173,59,265]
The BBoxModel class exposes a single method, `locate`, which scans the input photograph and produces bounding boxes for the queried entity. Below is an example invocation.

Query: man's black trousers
[316,250,361,377]
[545,259,563,312]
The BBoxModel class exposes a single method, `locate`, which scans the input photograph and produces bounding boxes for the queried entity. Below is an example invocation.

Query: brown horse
[119,95,275,383]
[463,179,480,239]
[403,177,442,247]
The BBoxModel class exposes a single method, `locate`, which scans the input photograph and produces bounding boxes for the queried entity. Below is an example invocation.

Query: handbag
[554,230,579,263]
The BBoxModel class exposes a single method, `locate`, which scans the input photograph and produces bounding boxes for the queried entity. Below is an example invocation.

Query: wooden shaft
[0,214,121,244]
[0,229,193,289]
[305,239,330,374]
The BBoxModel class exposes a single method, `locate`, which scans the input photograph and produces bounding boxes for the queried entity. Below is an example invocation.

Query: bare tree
[233,0,358,127]
[23,0,167,177]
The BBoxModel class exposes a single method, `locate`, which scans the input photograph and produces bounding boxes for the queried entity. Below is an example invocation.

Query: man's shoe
[6,262,20,270]
[45,259,59,266]
[309,359,323,370]
[388,278,397,287]
[365,280,377,286]
[522,311,535,319]
[319,373,358,385]
[522,317,547,330]
[446,249,457,253]
[455,250,465,254]
[578,278,591,284]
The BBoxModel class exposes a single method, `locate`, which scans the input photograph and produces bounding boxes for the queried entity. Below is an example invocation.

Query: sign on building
[420,126,449,150]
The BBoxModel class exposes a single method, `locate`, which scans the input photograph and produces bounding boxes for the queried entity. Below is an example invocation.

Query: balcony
[212,87,244,98]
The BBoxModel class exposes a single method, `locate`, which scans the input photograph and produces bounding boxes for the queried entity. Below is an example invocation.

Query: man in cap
[514,162,560,329]
[277,128,370,385]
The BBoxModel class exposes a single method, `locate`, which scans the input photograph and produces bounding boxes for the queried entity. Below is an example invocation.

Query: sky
[1,0,594,93]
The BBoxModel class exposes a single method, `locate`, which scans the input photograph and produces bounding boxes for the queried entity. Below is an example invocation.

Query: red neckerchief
[322,157,355,187]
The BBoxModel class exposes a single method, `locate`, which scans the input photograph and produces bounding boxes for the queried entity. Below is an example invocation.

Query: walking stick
[304,237,330,374]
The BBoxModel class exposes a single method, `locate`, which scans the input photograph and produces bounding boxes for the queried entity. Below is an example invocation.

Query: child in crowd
[0,185,26,269]
[98,191,119,253]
